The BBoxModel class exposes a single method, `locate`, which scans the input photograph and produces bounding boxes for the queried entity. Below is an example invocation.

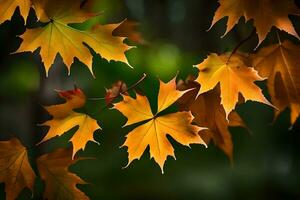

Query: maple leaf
[113,19,146,45]
[105,80,128,105]
[114,78,206,173]
[0,0,31,24]
[177,78,246,160]
[16,0,131,76]
[37,148,89,200]
[252,40,300,125]
[210,0,300,45]
[0,138,36,200]
[40,88,101,158]
[195,53,272,117]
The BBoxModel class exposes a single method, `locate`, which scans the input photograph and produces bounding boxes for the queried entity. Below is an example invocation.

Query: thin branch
[87,97,106,100]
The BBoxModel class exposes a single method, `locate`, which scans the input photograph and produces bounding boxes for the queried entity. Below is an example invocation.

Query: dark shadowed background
[0,0,300,199]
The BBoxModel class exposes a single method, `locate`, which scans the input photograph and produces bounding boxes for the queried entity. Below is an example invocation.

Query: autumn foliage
[0,0,300,199]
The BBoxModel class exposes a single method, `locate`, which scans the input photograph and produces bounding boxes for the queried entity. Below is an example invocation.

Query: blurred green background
[0,0,300,199]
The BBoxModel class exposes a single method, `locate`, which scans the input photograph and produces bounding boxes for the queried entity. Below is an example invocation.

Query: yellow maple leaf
[16,0,131,76]
[252,40,300,125]
[40,88,101,158]
[37,148,89,200]
[177,79,246,160]
[210,0,300,45]
[0,138,36,200]
[0,0,31,24]
[114,78,206,173]
[195,53,272,117]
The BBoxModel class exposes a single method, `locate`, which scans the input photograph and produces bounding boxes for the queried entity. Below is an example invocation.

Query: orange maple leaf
[37,148,89,200]
[114,78,206,173]
[195,53,273,117]
[40,88,101,158]
[252,40,300,125]
[0,138,36,200]
[0,0,32,24]
[210,0,300,45]
[16,0,132,76]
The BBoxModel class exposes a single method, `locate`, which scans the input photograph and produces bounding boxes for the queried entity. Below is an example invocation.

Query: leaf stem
[226,29,256,64]
[80,0,88,8]
[126,73,147,91]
